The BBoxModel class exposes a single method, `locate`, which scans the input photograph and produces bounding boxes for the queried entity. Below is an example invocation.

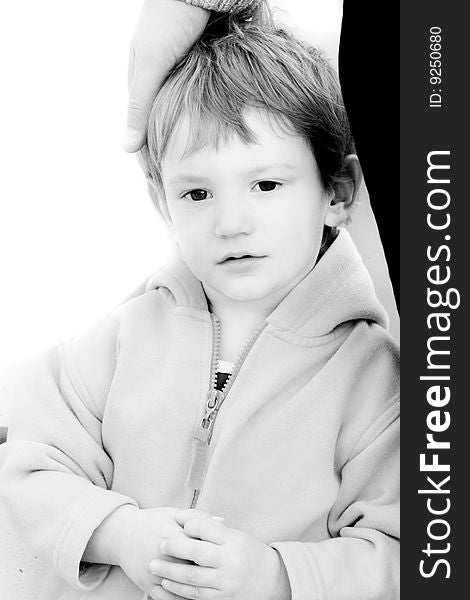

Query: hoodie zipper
[188,314,267,508]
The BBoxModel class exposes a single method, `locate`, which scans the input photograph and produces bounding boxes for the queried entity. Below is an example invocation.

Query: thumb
[123,1,209,153]
[124,64,164,153]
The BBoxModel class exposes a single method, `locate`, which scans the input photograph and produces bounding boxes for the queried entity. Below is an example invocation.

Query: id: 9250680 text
[429,26,442,108]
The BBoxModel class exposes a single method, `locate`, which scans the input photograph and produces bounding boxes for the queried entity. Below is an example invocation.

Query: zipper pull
[201,389,224,428]
[186,436,210,492]
[186,389,224,492]
[194,426,210,443]
[207,388,224,410]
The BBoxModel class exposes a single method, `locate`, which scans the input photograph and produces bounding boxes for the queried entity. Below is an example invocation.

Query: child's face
[161,109,335,309]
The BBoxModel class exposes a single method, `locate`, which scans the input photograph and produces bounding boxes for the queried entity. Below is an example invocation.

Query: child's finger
[149,558,219,589]
[183,517,228,545]
[161,577,219,600]
[169,508,220,527]
[160,537,221,568]
[149,584,184,600]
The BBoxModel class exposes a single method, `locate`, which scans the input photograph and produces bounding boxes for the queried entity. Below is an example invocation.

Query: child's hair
[141,3,354,221]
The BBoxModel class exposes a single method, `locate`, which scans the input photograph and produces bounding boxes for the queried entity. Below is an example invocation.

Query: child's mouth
[224,255,253,262]
[219,252,264,262]
[218,254,266,269]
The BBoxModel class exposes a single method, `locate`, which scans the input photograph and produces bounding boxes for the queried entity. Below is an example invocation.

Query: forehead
[161,109,316,174]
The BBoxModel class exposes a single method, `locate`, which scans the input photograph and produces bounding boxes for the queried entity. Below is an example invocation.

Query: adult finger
[125,58,165,152]
[149,558,220,589]
[124,0,210,153]
[161,537,221,568]
[183,518,228,545]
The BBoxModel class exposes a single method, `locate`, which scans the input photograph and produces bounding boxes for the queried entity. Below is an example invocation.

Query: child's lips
[217,254,267,270]
[218,251,266,264]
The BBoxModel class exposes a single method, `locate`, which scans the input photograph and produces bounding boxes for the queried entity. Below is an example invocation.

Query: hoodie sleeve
[0,318,138,593]
[181,0,260,12]
[271,398,400,600]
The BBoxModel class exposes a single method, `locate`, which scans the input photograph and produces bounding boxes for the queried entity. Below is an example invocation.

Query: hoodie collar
[266,229,388,336]
[145,229,388,338]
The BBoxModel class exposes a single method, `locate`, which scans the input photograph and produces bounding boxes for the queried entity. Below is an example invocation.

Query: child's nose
[213,195,254,238]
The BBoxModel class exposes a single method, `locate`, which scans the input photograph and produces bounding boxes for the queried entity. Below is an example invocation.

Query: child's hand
[149,517,291,600]
[114,507,216,598]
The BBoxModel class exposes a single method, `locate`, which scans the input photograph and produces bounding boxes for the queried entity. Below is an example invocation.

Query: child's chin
[221,282,273,303]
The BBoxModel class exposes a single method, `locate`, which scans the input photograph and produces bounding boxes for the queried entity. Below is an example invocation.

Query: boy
[0,9,399,600]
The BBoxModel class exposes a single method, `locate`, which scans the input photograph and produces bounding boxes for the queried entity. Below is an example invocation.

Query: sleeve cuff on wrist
[270,541,323,600]
[53,489,138,592]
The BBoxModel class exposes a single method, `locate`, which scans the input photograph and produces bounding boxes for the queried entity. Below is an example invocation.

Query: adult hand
[125,0,210,152]
[149,517,291,600]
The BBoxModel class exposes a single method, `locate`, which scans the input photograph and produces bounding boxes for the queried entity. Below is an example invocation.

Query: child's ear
[325,154,362,227]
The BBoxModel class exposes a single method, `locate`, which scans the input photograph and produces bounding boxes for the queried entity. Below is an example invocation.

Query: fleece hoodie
[0,230,399,600]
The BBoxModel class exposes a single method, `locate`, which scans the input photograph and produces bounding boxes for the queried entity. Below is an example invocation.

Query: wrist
[266,547,292,600]
[83,504,138,567]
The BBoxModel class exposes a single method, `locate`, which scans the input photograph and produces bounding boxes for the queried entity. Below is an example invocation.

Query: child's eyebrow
[167,175,211,187]
[168,164,296,187]
[244,163,296,177]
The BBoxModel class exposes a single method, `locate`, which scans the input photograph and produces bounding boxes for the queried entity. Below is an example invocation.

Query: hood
[143,229,388,338]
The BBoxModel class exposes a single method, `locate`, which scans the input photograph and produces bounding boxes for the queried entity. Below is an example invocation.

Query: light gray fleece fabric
[0,230,399,600]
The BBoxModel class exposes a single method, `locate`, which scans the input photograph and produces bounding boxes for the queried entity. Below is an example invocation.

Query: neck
[215,293,270,323]
[216,311,263,364]
[204,296,275,364]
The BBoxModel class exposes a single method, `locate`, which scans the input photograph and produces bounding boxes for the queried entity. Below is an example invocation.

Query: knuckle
[126,97,152,131]
[149,586,163,600]
[187,565,198,586]
[127,98,147,113]
[161,580,176,596]
[190,586,200,599]
[127,101,149,127]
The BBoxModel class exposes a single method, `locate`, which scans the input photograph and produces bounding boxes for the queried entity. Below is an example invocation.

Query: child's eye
[182,189,210,202]
[254,180,281,192]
